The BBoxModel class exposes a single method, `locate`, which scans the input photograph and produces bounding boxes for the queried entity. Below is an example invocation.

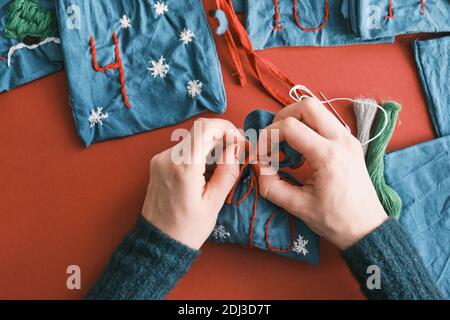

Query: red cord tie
[226,142,295,251]
[89,32,131,109]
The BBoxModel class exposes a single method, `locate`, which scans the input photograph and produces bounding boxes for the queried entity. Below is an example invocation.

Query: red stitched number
[293,0,329,32]
[272,0,329,32]
[386,0,426,19]
[264,211,296,252]
[89,32,131,109]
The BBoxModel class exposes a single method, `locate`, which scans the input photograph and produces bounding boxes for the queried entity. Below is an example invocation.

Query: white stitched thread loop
[289,85,389,147]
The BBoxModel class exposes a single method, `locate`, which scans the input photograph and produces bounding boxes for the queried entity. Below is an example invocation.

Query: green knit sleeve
[86,215,200,300]
[342,219,443,300]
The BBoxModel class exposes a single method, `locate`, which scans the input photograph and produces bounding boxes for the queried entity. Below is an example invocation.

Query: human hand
[142,119,244,250]
[258,98,388,250]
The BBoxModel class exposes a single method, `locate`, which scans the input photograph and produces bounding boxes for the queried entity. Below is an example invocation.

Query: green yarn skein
[4,0,56,41]
[366,101,403,219]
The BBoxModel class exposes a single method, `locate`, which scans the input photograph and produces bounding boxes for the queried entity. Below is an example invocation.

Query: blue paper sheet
[56,0,226,146]
[210,110,320,264]
[344,0,450,40]
[0,0,63,92]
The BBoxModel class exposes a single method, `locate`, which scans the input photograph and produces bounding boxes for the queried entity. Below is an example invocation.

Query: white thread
[7,37,61,67]
[354,98,378,155]
[289,85,388,146]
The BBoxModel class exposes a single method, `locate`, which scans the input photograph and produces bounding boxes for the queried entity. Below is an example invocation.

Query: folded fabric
[0,0,63,92]
[384,137,450,298]
[232,0,393,50]
[209,110,320,264]
[56,0,226,146]
[344,0,450,40]
[413,36,450,137]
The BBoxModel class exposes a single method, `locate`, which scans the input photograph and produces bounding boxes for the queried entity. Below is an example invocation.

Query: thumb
[258,173,313,221]
[203,142,241,208]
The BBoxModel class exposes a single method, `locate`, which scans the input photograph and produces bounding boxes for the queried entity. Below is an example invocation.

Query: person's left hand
[142,118,244,250]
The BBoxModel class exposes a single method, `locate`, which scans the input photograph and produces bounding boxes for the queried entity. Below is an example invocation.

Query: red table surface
[0,1,436,299]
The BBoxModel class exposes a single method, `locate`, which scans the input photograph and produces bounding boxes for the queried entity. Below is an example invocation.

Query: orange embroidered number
[293,0,329,32]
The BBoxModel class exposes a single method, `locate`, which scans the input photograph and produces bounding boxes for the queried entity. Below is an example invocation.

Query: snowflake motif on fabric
[292,235,309,256]
[212,225,231,241]
[187,80,203,98]
[88,107,109,128]
[148,56,170,78]
[179,28,195,45]
[119,15,132,29]
[154,1,169,16]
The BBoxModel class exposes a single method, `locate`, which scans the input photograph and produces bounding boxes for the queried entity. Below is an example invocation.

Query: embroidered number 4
[89,32,131,109]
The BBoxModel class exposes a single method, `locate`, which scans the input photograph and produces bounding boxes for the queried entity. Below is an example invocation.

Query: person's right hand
[258,98,388,250]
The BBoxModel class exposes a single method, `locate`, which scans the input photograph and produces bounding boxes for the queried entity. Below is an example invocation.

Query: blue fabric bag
[231,0,393,50]
[210,110,320,264]
[344,0,450,40]
[413,36,450,137]
[384,137,450,298]
[0,0,63,92]
[56,0,226,146]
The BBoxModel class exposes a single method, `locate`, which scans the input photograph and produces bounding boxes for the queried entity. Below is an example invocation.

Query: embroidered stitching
[119,15,132,29]
[292,235,309,256]
[187,80,203,98]
[293,0,329,32]
[148,56,170,78]
[264,210,296,252]
[89,32,131,108]
[88,107,109,128]
[4,0,56,41]
[179,28,195,44]
[7,36,60,67]
[154,1,169,16]
[212,225,231,240]
[386,0,426,19]
[273,0,283,30]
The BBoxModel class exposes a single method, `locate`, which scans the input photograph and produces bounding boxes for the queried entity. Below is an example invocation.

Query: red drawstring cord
[293,0,329,32]
[89,32,131,108]
[421,0,426,16]
[216,0,296,106]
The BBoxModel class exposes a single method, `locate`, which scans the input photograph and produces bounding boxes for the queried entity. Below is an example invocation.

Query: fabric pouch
[210,110,320,264]
[413,36,450,137]
[384,137,450,298]
[0,0,63,92]
[230,0,393,50]
[344,0,450,40]
[56,0,226,146]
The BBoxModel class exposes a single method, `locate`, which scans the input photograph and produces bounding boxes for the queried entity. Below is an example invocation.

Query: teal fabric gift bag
[343,0,450,40]
[0,0,63,92]
[210,110,320,264]
[56,0,226,146]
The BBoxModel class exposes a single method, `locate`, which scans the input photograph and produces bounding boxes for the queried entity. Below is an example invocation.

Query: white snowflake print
[212,225,231,241]
[119,15,132,29]
[88,107,109,128]
[154,1,169,16]
[179,28,195,45]
[187,80,203,98]
[292,235,309,256]
[148,56,170,79]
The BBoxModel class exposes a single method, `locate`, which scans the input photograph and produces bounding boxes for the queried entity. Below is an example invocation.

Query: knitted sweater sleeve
[342,218,443,300]
[85,215,199,300]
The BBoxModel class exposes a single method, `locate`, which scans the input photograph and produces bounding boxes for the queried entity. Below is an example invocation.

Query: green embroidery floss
[366,101,402,219]
[4,0,56,41]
